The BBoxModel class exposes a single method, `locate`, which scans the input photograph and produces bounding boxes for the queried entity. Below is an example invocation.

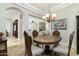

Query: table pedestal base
[43,45,52,55]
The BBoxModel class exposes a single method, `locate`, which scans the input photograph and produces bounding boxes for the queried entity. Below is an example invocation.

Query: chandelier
[42,4,56,23]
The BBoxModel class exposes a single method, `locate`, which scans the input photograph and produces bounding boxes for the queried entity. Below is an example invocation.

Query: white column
[10,21,13,36]
[18,14,23,40]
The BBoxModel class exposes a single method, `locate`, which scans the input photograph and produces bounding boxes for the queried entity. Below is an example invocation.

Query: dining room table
[33,35,62,55]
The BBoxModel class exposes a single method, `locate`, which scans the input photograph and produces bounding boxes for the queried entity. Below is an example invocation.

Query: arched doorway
[13,20,18,38]
[6,7,24,39]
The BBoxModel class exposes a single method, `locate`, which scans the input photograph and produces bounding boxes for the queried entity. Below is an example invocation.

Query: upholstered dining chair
[24,31,44,56]
[52,30,61,48]
[24,31,32,55]
[53,31,74,56]
[32,30,40,47]
[52,30,60,36]
[32,30,38,38]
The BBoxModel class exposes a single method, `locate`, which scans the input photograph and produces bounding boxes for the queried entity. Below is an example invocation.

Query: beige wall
[51,3,79,55]
[11,4,42,39]
[0,3,42,39]
[0,3,10,34]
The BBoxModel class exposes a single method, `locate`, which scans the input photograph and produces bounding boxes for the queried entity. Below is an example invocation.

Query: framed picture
[51,18,67,30]
[39,22,45,31]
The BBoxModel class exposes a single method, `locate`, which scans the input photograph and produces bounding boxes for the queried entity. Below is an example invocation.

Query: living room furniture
[0,38,7,56]
[24,31,44,56]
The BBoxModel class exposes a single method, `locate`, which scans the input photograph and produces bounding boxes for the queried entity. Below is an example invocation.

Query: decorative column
[18,14,23,40]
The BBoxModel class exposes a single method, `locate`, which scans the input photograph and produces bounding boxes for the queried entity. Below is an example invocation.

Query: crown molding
[44,3,73,13]
[13,3,44,15]
[13,3,73,15]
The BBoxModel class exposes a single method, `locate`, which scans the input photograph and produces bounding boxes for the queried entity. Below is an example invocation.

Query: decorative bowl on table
[0,32,4,40]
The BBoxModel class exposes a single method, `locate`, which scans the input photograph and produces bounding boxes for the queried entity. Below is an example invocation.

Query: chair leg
[42,44,44,48]
[25,51,27,56]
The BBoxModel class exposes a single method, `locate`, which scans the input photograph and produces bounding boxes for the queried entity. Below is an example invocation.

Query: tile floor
[6,37,77,56]
[7,37,25,56]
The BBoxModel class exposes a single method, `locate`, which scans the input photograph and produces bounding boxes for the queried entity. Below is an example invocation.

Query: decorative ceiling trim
[6,7,24,14]
[13,3,73,15]
[44,3,73,13]
[51,3,73,12]
[13,3,44,15]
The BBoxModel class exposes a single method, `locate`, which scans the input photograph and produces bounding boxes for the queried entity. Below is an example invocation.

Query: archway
[6,7,24,40]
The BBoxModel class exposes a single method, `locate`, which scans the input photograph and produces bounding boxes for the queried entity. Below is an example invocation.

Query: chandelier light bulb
[46,13,49,17]
[43,16,46,19]
[52,17,54,19]
[52,13,56,17]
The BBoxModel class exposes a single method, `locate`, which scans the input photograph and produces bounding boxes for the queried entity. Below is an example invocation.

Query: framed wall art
[51,18,67,30]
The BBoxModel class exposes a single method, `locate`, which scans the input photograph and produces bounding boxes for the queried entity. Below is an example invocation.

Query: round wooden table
[33,35,61,55]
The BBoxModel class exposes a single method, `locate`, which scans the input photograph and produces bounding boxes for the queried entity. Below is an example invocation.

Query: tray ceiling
[29,3,62,11]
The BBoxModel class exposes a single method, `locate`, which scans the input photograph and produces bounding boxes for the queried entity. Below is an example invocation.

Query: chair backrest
[52,30,61,48]
[24,31,28,39]
[53,37,62,48]
[24,31,32,56]
[52,30,60,36]
[68,31,74,56]
[32,30,38,38]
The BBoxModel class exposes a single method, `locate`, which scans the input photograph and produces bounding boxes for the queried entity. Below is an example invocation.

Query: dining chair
[32,30,40,47]
[51,30,61,48]
[32,30,38,38]
[53,37,62,48]
[52,30,60,36]
[53,31,74,56]
[24,31,32,56]
[24,31,44,56]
